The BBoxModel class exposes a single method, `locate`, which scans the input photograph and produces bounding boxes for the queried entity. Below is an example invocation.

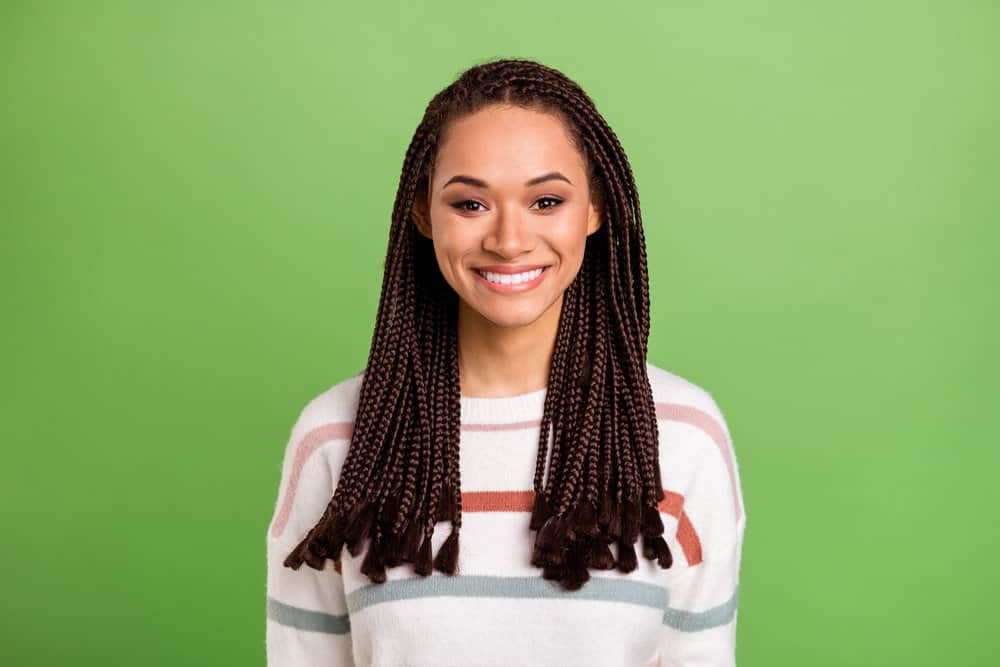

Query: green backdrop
[3,1,996,665]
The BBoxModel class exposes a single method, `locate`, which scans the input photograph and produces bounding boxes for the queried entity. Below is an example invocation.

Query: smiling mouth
[473,267,548,285]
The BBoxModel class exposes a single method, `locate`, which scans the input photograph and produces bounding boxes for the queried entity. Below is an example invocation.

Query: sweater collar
[460,386,547,426]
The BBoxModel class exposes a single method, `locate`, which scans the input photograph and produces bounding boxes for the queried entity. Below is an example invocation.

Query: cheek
[550,221,590,266]
[431,226,469,282]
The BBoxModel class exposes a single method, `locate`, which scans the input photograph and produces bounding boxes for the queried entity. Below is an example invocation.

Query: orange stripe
[462,489,703,565]
[674,511,702,566]
[655,491,701,564]
[461,490,535,512]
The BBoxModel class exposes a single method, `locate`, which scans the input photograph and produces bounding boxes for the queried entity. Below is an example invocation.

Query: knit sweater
[266,362,746,666]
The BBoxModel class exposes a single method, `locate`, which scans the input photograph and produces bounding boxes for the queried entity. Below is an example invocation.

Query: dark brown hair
[283,57,670,591]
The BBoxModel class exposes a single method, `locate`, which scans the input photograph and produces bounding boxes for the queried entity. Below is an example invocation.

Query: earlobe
[586,203,604,236]
[411,179,433,239]
[586,184,605,236]
[412,200,432,239]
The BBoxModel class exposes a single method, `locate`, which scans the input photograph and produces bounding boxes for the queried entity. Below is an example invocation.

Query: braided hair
[283,57,671,592]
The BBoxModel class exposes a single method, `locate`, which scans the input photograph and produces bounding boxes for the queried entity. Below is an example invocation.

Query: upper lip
[474,264,549,274]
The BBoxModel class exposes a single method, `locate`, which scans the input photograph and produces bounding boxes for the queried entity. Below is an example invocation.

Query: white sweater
[266,361,746,666]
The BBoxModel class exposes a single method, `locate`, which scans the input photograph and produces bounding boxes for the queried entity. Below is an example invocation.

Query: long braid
[284,57,669,592]
[528,286,571,524]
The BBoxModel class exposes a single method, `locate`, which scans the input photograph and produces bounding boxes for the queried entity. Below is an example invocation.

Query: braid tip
[360,536,387,583]
[433,526,460,575]
[642,534,673,569]
[343,499,376,555]
[284,530,331,571]
[534,514,569,565]
[383,529,403,568]
[640,502,665,537]
[529,491,553,531]
[414,534,434,576]
[562,544,591,591]
[401,519,424,562]
[569,499,600,537]
[615,538,638,573]
[541,562,566,581]
[586,539,616,570]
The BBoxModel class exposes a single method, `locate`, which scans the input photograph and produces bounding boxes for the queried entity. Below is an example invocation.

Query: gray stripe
[346,574,668,614]
[266,596,351,634]
[662,586,739,631]
[269,577,737,635]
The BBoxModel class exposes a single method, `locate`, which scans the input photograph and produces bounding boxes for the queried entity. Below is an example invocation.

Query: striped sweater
[266,362,746,666]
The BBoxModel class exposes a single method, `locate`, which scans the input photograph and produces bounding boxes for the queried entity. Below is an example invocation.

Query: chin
[483,313,544,329]
[464,300,550,330]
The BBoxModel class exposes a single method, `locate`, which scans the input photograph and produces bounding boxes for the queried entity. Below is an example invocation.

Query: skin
[410,103,604,398]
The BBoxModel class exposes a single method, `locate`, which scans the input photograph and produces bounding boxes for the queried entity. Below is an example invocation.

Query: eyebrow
[442,171,573,189]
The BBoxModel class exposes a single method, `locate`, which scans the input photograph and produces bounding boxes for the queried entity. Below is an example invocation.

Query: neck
[456,294,562,398]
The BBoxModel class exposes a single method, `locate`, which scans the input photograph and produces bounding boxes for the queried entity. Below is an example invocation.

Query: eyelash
[450,196,564,213]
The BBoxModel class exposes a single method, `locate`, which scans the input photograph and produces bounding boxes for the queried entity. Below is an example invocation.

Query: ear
[586,181,605,236]
[411,173,433,239]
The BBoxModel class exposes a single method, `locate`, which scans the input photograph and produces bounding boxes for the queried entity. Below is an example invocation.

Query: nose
[482,204,534,259]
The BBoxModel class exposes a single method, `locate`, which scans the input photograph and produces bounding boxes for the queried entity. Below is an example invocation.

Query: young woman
[266,58,746,666]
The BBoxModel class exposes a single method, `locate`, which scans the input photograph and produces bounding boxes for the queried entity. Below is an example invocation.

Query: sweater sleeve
[656,389,746,667]
[265,405,355,666]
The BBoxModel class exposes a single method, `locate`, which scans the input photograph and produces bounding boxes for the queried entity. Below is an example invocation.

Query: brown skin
[411,104,604,398]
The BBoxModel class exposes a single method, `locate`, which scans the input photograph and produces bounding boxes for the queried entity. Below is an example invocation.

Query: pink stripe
[269,422,353,539]
[655,403,743,522]
[461,419,541,432]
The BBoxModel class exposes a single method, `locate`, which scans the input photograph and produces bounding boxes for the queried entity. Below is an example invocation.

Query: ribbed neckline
[460,386,548,425]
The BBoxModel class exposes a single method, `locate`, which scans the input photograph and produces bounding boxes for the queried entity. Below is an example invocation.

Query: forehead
[432,105,585,185]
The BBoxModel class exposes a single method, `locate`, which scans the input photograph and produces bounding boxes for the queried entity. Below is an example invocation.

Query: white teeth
[477,267,544,285]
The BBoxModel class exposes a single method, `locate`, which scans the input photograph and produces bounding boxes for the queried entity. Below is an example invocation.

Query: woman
[266,58,746,666]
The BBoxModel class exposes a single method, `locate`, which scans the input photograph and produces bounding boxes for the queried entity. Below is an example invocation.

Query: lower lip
[473,267,551,293]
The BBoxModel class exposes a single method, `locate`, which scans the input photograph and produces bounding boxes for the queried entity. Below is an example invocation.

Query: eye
[450,200,487,212]
[533,196,564,210]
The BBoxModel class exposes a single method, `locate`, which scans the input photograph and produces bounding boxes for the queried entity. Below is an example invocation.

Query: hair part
[284,57,669,591]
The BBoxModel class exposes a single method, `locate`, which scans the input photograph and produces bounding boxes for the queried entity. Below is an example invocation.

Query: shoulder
[645,361,733,460]
[292,368,367,432]
[280,366,367,472]
[644,361,745,558]
[644,360,735,469]
[645,361,728,430]
[268,368,367,543]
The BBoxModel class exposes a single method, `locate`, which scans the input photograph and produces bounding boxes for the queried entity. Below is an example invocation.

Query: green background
[3,1,996,665]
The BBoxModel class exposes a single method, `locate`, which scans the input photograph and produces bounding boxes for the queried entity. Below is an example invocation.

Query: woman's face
[412,104,603,330]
